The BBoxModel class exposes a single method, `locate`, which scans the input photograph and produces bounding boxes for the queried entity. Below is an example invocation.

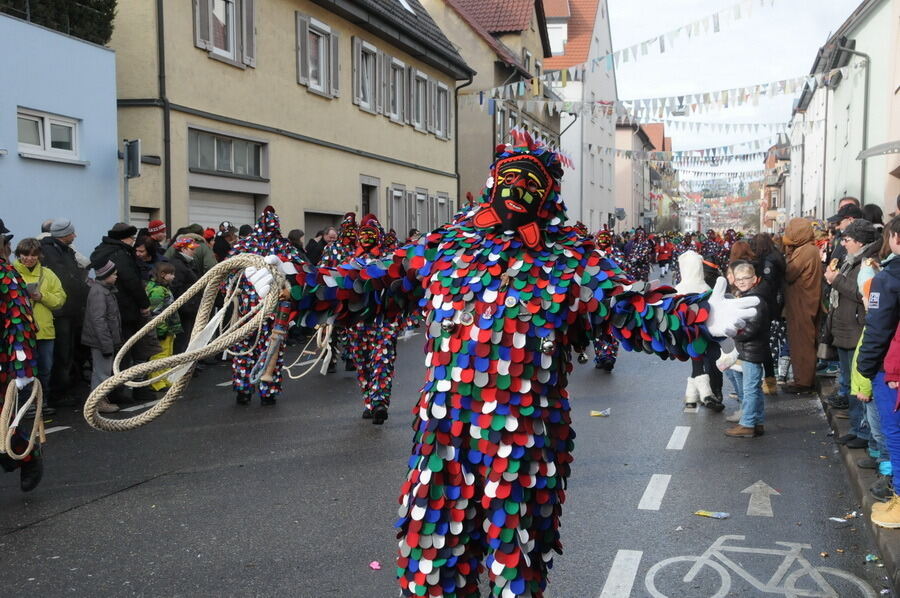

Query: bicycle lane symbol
[644,535,876,598]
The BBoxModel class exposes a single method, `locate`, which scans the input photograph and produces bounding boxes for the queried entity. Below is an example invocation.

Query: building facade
[423,0,561,203]
[0,13,119,247]
[544,0,618,231]
[111,0,472,235]
[614,123,652,231]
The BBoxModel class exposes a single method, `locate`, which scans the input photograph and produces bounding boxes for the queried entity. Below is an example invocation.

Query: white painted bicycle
[644,534,876,598]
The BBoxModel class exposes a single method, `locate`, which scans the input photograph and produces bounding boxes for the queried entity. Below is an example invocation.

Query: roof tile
[543,0,600,70]
[453,0,535,33]
[544,0,570,18]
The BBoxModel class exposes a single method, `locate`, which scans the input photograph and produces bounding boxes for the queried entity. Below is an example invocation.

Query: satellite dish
[615,208,626,221]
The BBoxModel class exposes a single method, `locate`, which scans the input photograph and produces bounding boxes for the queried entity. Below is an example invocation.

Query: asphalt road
[0,332,892,597]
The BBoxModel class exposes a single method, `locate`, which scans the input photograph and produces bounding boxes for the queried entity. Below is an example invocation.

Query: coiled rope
[83,254,285,432]
[0,380,44,459]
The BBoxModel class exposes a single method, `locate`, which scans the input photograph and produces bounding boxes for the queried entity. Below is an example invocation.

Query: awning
[857,140,900,160]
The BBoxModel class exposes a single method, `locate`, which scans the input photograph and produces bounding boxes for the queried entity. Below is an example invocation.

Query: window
[387,58,405,122]
[435,83,450,139]
[296,14,340,98]
[535,61,542,80]
[353,38,379,112]
[415,189,428,231]
[496,107,507,144]
[522,49,532,72]
[194,0,256,67]
[389,185,407,233]
[17,109,79,159]
[410,71,428,130]
[508,110,518,137]
[188,129,263,177]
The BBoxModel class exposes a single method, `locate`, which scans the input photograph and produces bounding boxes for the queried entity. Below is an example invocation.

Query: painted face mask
[473,154,552,248]
[355,214,384,256]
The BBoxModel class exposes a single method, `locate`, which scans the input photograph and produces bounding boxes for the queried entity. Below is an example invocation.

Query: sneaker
[823,395,849,410]
[858,457,879,469]
[725,424,758,438]
[846,437,869,449]
[97,399,119,414]
[871,476,895,504]
[836,433,857,445]
[819,364,840,377]
[725,410,743,423]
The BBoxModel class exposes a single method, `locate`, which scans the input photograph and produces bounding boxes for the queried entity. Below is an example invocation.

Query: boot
[236,392,251,405]
[871,493,900,528]
[19,454,43,492]
[696,374,724,412]
[261,396,277,406]
[777,356,791,382]
[762,377,777,396]
[872,493,900,514]
[97,399,120,413]
[684,377,699,408]
[371,405,388,425]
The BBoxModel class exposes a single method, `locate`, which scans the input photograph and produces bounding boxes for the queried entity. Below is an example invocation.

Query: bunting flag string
[468,0,780,99]
[581,134,789,162]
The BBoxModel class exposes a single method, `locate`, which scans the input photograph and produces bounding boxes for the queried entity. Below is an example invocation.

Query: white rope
[0,380,44,459]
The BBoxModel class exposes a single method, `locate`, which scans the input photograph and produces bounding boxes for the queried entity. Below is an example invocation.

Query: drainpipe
[156,0,172,226]
[837,45,871,204]
[454,74,473,202]
[822,88,829,218]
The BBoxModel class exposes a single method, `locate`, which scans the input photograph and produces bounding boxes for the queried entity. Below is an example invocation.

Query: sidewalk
[818,377,900,593]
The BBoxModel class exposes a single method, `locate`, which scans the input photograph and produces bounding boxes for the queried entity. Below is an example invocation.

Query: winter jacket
[12,261,66,340]
[733,286,771,363]
[884,323,900,384]
[757,249,786,319]
[213,236,232,262]
[858,255,900,379]
[146,280,182,339]
[305,238,325,265]
[81,279,122,355]
[164,233,216,275]
[91,237,151,324]
[852,332,873,397]
[169,252,200,319]
[39,236,88,320]
[829,240,881,349]
[783,218,823,325]
[137,253,167,282]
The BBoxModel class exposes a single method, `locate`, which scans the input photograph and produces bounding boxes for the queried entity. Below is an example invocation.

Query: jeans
[35,339,54,403]
[865,397,892,475]
[738,361,765,427]
[90,348,113,391]
[873,372,900,492]
[837,348,853,398]
[838,347,869,439]
[725,369,743,402]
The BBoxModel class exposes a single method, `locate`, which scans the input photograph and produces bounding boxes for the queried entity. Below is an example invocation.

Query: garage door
[129,210,151,230]
[188,190,257,230]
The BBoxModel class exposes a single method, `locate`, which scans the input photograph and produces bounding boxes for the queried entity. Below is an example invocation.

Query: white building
[545,0,617,231]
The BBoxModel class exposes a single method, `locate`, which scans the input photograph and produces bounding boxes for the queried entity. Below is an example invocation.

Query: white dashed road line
[216,381,232,387]
[638,474,671,511]
[665,426,691,451]
[598,549,644,598]
[43,426,71,435]
[121,400,160,412]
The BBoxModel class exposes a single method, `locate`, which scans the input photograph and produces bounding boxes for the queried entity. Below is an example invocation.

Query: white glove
[264,254,298,275]
[706,277,760,338]
[716,348,739,372]
[15,376,34,391]
[243,266,273,299]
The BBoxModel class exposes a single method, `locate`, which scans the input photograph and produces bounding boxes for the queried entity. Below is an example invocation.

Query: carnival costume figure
[228,207,303,406]
[269,132,757,597]
[592,228,625,371]
[0,224,43,491]
[624,227,653,282]
[319,212,359,372]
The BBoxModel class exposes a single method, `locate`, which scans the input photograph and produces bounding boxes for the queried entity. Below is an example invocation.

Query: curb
[818,382,900,593]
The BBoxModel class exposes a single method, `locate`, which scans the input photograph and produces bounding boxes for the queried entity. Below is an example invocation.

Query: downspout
[156,0,172,225]
[455,74,473,202]
[837,45,871,204]
[822,88,829,218]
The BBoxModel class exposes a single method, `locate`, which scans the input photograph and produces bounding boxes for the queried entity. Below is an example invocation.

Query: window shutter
[241,0,256,67]
[447,93,453,140]
[330,31,341,97]
[296,13,309,85]
[404,67,413,125]
[383,54,392,117]
[375,51,384,114]
[426,79,436,133]
[351,37,360,105]
[194,0,212,50]
[397,64,405,122]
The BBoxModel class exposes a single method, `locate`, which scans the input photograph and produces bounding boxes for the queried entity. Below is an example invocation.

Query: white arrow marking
[742,480,781,517]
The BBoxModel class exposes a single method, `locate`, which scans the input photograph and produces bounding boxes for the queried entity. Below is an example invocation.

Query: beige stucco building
[421,0,561,201]
[614,123,652,231]
[111,0,472,235]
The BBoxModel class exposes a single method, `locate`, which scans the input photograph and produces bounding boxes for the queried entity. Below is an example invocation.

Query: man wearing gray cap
[824,218,881,451]
[40,219,89,406]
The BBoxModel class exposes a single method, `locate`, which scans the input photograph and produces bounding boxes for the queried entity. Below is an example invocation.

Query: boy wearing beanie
[82,260,122,413]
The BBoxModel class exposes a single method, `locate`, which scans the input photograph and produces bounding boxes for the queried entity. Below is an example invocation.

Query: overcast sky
[607,0,862,159]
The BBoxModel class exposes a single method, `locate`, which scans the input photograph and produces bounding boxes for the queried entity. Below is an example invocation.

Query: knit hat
[203,227,216,242]
[148,219,166,234]
[93,260,117,280]
[108,222,138,240]
[50,218,76,238]
[842,218,878,245]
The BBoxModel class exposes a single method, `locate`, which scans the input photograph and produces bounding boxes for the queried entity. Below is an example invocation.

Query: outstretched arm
[0,264,37,388]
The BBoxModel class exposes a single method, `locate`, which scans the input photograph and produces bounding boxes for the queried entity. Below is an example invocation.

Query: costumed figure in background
[592,228,625,371]
[228,207,303,406]
[624,227,653,281]
[319,212,359,373]
[273,131,757,597]
[345,215,402,424]
[0,223,43,491]
[701,229,728,271]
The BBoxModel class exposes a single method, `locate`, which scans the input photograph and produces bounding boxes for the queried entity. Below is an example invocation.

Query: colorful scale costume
[228,207,303,404]
[0,257,41,476]
[319,213,359,367]
[624,228,653,282]
[592,229,625,371]
[287,133,720,597]
[345,215,402,424]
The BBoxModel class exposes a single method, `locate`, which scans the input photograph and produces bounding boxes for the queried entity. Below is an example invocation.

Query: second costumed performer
[260,132,757,597]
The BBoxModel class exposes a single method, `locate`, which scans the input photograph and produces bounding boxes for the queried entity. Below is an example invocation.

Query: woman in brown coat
[782,218,823,392]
